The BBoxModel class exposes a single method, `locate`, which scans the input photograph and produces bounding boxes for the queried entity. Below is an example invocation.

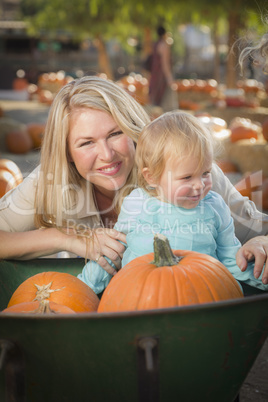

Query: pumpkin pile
[2,271,100,315]
[117,73,149,106]
[229,117,262,143]
[0,158,23,198]
[98,234,243,313]
[0,113,46,154]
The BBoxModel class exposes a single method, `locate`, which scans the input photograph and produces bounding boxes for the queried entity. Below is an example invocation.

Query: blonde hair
[239,32,268,74]
[35,75,150,229]
[136,111,216,197]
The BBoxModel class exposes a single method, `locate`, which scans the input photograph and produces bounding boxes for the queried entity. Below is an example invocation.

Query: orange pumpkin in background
[27,123,46,149]
[8,272,100,313]
[0,159,23,186]
[230,126,259,143]
[229,117,260,143]
[5,129,33,154]
[216,160,239,174]
[2,300,76,315]
[0,170,16,198]
[12,77,29,91]
[0,159,23,197]
[98,235,243,313]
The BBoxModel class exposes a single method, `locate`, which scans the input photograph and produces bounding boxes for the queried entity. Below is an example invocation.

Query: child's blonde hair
[136,111,216,196]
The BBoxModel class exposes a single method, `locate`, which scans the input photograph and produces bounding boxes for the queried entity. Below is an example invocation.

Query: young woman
[0,76,267,281]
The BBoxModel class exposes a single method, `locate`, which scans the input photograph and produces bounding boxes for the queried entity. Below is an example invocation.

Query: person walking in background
[149,26,178,112]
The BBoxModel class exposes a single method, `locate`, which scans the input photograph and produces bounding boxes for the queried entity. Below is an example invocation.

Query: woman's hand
[64,227,126,276]
[236,235,268,284]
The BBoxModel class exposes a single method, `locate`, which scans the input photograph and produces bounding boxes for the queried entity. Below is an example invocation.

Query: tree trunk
[226,8,241,88]
[95,34,114,80]
[143,26,153,56]
[212,18,220,83]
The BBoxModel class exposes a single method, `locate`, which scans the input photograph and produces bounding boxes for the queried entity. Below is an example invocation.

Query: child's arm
[77,259,113,294]
[77,189,145,293]
[213,194,268,291]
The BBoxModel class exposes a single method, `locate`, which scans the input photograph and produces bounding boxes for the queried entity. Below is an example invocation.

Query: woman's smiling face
[68,108,136,197]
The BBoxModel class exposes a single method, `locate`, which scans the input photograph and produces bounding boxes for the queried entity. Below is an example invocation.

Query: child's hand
[236,236,268,284]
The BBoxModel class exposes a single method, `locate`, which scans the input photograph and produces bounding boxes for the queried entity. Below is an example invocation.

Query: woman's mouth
[97,161,122,176]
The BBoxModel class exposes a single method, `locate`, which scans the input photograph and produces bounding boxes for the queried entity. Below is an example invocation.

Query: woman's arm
[0,228,67,260]
[213,194,268,291]
[0,227,126,275]
[211,163,268,242]
[211,164,268,281]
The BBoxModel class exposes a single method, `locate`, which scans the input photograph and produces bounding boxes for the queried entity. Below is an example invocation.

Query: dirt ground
[0,99,268,401]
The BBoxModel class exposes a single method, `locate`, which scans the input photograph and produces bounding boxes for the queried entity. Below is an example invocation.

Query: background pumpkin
[5,129,33,154]
[8,271,100,313]
[27,123,46,149]
[0,158,23,186]
[0,170,16,198]
[2,300,76,314]
[98,235,243,313]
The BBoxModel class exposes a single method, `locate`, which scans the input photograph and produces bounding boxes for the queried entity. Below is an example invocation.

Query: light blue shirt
[78,189,268,294]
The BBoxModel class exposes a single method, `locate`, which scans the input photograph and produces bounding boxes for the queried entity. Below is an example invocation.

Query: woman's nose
[97,141,115,161]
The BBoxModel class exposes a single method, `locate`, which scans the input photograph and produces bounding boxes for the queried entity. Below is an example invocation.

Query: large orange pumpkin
[2,300,76,315]
[98,235,243,313]
[8,272,100,313]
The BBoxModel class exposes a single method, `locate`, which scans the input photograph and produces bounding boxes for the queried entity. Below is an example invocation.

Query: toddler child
[78,111,268,294]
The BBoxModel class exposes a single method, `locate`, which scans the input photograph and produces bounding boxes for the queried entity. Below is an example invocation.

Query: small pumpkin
[12,77,29,91]
[229,118,260,143]
[98,235,243,313]
[0,170,16,198]
[8,271,100,313]
[27,123,46,149]
[2,300,76,315]
[5,129,33,154]
[216,160,239,174]
[0,159,23,186]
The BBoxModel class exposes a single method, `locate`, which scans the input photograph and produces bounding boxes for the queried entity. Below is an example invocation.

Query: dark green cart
[0,258,268,402]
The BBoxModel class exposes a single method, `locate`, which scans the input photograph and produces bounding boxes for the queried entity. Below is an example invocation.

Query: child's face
[155,153,213,209]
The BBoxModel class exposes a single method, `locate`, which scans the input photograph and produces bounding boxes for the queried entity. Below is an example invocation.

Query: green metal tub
[0,258,268,402]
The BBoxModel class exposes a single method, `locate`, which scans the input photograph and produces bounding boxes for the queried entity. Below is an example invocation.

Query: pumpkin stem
[33,282,64,301]
[34,300,56,314]
[152,234,182,267]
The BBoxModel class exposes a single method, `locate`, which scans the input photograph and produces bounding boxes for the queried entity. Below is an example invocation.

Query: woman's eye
[182,176,191,180]
[80,140,93,147]
[109,130,123,138]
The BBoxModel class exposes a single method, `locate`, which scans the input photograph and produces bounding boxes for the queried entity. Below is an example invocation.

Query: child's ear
[142,168,157,188]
